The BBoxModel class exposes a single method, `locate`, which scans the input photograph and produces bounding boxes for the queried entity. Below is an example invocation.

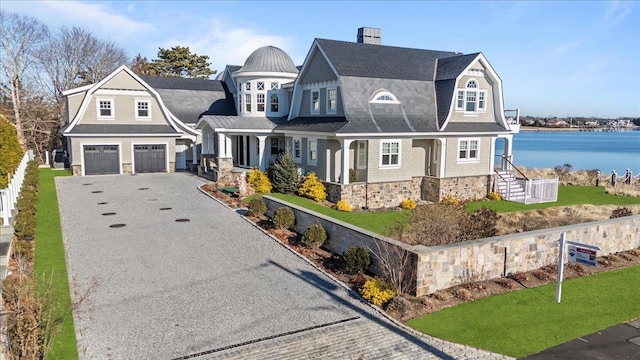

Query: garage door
[84,145,119,175]
[134,144,166,173]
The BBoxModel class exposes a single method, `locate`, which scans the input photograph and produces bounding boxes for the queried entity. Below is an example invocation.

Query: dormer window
[327,87,337,114]
[311,90,320,114]
[370,91,400,104]
[97,99,114,119]
[455,78,487,113]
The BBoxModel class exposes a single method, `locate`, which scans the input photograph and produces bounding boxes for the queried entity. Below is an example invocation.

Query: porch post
[340,139,354,184]
[191,140,197,164]
[438,138,447,178]
[490,137,496,171]
[257,135,267,171]
[217,133,225,157]
[503,135,513,170]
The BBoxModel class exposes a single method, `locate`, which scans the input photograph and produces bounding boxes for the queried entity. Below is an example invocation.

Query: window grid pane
[257,82,264,90]
[270,94,279,112]
[137,102,149,117]
[245,94,251,112]
[99,101,112,116]
[257,94,265,112]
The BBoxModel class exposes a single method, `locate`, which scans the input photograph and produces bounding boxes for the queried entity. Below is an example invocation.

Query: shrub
[246,196,267,217]
[335,200,352,212]
[269,149,298,194]
[459,208,499,241]
[359,277,396,306]
[0,117,24,189]
[12,240,34,260]
[610,207,633,219]
[301,222,327,248]
[400,199,416,210]
[432,290,450,301]
[441,193,461,206]
[452,287,473,301]
[272,206,295,229]
[247,168,272,193]
[487,191,502,201]
[297,172,326,202]
[344,246,371,274]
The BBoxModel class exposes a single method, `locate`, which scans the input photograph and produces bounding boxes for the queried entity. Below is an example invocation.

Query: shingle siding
[298,50,337,84]
[103,71,145,90]
[443,136,493,177]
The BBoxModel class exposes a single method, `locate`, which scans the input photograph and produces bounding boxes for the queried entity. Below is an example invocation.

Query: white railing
[516,178,559,204]
[1,151,35,225]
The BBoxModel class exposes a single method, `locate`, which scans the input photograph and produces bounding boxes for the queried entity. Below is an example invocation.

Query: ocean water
[497,130,640,174]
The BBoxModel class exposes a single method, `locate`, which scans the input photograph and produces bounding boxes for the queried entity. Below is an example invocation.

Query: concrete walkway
[57,173,509,359]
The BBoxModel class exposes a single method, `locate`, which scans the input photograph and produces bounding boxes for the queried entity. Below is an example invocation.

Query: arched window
[466,80,478,88]
[370,91,400,104]
[455,79,486,113]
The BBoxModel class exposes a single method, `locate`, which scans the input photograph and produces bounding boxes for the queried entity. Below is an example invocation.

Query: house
[61,27,520,209]
[196,27,520,208]
[61,66,204,175]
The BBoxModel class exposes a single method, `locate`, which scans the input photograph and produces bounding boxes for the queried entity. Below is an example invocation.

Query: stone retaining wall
[262,196,640,296]
[324,178,423,210]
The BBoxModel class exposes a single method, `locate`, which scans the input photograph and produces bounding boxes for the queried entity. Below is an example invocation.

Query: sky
[3,0,639,118]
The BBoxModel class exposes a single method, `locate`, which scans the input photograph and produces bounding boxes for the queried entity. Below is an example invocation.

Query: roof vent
[357,27,381,45]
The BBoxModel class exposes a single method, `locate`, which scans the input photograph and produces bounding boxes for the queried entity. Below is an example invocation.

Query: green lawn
[264,193,410,236]
[407,265,640,358]
[33,168,77,360]
[466,185,640,213]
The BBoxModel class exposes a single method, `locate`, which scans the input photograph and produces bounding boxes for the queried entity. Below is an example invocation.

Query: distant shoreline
[520,126,639,132]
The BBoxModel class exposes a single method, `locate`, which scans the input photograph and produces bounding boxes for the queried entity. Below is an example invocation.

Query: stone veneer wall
[260,195,640,297]
[415,215,640,295]
[421,175,492,203]
[325,179,422,210]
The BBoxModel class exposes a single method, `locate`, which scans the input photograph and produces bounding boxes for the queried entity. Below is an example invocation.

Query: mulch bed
[200,183,640,322]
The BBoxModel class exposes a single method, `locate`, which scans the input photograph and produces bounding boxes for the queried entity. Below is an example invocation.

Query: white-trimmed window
[458,139,479,161]
[456,91,464,110]
[257,82,264,90]
[245,82,251,91]
[271,82,280,90]
[327,88,337,113]
[270,138,279,155]
[357,141,367,169]
[478,91,486,110]
[466,91,477,112]
[370,91,400,104]
[270,94,279,112]
[135,100,150,119]
[293,138,302,162]
[380,140,400,167]
[97,99,113,118]
[307,139,317,165]
[257,94,265,112]
[245,94,251,112]
[311,90,320,114]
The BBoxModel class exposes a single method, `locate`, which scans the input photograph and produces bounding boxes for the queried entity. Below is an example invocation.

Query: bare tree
[0,11,49,148]
[372,240,417,295]
[38,26,128,122]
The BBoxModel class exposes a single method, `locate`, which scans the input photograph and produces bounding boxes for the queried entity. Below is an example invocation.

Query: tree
[149,46,215,79]
[0,11,49,148]
[269,149,298,194]
[0,113,24,188]
[38,26,128,123]
[130,53,155,76]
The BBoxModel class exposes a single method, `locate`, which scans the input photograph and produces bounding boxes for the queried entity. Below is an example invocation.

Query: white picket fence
[0,151,35,225]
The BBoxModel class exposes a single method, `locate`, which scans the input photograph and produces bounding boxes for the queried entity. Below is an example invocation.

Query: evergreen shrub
[246,196,267,217]
[269,149,298,194]
[301,222,327,248]
[360,277,396,306]
[297,172,326,202]
[273,206,295,229]
[344,246,371,274]
[335,200,352,212]
[247,168,272,193]
[0,117,23,189]
[400,199,416,210]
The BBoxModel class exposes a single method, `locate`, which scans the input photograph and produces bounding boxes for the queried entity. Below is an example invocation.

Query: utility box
[52,149,67,169]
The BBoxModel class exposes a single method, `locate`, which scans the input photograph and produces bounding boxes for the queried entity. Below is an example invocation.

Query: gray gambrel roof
[141,76,234,124]
[315,38,460,80]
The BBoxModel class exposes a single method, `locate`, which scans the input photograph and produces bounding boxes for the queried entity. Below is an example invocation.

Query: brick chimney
[357,27,381,45]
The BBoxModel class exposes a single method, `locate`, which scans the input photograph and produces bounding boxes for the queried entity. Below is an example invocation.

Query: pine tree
[148,46,216,79]
[269,149,298,194]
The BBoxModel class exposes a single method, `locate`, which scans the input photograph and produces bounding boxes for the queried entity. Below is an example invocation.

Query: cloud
[160,19,298,74]
[602,1,635,25]
[2,0,156,43]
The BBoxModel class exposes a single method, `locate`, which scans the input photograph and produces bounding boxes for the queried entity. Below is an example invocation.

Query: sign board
[567,245,597,267]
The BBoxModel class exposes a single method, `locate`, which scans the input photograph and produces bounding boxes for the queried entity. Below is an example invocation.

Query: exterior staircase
[494,170,526,202]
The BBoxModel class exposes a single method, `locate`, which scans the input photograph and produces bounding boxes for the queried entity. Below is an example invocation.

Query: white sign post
[555,232,601,303]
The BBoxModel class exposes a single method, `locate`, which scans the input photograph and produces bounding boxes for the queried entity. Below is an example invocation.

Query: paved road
[57,173,509,359]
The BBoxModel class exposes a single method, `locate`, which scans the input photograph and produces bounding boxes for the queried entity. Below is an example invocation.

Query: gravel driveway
[57,173,362,359]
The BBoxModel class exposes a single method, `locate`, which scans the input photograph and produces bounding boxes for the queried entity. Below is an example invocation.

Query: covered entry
[83,145,119,175]
[134,144,166,173]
